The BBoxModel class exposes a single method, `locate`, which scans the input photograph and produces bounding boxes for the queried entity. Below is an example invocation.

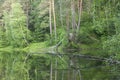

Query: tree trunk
[71,0,76,33]
[77,0,82,32]
[59,0,63,27]
[54,59,57,80]
[50,61,53,80]
[66,12,70,40]
[49,0,52,39]
[52,0,57,42]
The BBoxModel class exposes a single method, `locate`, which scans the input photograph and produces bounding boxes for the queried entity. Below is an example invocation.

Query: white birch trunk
[52,0,57,42]
[49,0,52,38]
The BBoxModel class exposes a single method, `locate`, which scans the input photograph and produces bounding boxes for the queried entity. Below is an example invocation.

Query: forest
[0,0,120,80]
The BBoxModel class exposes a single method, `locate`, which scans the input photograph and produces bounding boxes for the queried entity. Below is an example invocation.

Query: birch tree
[52,0,57,42]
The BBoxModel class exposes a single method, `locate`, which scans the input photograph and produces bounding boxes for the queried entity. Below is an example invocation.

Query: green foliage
[103,12,120,56]
[0,51,30,80]
[29,0,49,42]
[28,55,50,80]
[3,2,31,47]
[0,26,7,47]
[103,34,120,54]
[0,0,120,80]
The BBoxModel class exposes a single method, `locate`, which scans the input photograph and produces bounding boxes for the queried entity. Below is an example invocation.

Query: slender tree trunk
[49,0,52,76]
[78,69,82,80]
[49,0,52,39]
[77,0,82,32]
[52,0,57,42]
[59,0,63,27]
[62,70,64,80]
[66,12,70,39]
[54,59,57,80]
[50,61,53,80]
[71,0,76,33]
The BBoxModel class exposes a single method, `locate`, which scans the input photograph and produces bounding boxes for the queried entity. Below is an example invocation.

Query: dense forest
[0,0,120,80]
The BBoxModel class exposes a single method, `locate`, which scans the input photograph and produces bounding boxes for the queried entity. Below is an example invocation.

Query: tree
[3,2,31,47]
